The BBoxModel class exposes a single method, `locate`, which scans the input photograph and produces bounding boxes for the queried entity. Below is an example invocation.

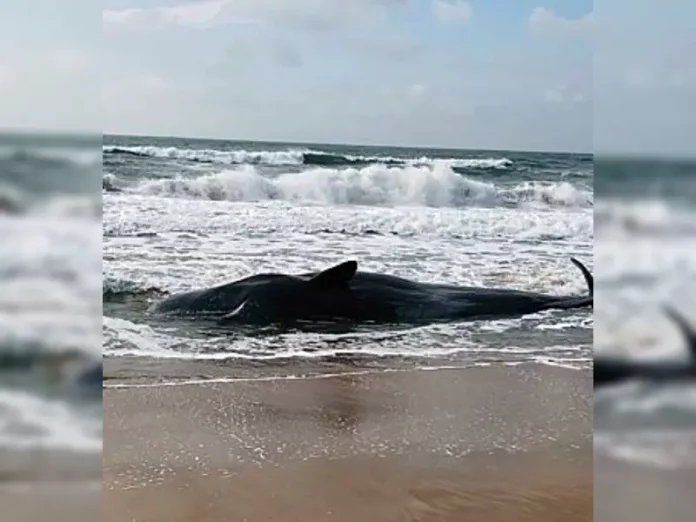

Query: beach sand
[104,363,592,522]
[594,455,696,522]
[0,449,101,522]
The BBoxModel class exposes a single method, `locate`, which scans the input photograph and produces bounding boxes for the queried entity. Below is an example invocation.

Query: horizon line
[5,128,694,161]
[103,131,592,156]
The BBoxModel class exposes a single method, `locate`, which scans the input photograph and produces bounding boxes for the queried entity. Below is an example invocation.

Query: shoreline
[103,355,588,386]
[105,363,592,522]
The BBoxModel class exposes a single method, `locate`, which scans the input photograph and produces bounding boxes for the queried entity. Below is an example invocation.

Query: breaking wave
[103,276,167,301]
[114,163,591,209]
[103,144,513,170]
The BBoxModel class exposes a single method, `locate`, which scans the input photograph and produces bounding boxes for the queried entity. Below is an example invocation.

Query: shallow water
[594,156,696,470]
[103,137,593,520]
[103,136,593,374]
[0,133,102,458]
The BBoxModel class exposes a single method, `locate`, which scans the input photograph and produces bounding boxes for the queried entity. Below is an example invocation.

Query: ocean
[0,133,102,469]
[594,157,696,470]
[103,134,593,380]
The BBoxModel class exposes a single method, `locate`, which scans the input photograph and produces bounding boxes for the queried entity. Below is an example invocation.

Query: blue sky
[2,1,694,156]
[594,0,696,157]
[99,0,592,152]
[0,1,99,132]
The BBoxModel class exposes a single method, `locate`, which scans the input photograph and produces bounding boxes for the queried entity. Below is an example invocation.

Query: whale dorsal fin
[309,261,358,289]
[663,305,696,360]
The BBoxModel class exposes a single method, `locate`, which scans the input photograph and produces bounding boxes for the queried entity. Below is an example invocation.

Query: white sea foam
[104,360,584,391]
[102,141,592,376]
[104,144,309,165]
[0,180,100,218]
[0,389,101,452]
[1,210,101,453]
[103,193,592,296]
[103,144,514,170]
[594,197,696,361]
[594,193,696,470]
[595,429,696,469]
[126,164,590,209]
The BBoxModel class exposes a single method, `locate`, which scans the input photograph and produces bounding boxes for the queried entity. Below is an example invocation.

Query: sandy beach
[0,449,101,522]
[104,362,592,522]
[0,480,101,521]
[594,455,696,522]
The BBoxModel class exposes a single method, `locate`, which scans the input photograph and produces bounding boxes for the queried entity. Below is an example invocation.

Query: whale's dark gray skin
[148,257,593,327]
[594,306,696,388]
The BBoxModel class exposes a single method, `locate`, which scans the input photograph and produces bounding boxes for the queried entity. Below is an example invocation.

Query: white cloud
[543,86,587,105]
[0,49,98,132]
[140,74,171,92]
[158,1,228,26]
[1,48,94,80]
[47,48,93,74]
[408,82,427,100]
[0,2,101,132]
[624,68,653,88]
[528,7,592,35]
[273,45,303,68]
[433,0,473,23]
[103,1,252,28]
[543,89,563,104]
[103,0,395,31]
[104,74,171,104]
[0,61,14,87]
[103,8,143,25]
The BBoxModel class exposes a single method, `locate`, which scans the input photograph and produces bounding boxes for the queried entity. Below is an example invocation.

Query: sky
[100,0,592,152]
[594,0,696,158]
[0,1,99,134]
[0,1,693,155]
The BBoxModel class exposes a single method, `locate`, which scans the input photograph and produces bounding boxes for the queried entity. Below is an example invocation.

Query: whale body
[149,257,593,327]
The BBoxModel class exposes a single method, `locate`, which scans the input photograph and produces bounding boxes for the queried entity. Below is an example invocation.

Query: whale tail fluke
[551,257,593,311]
[663,305,696,361]
[537,258,593,312]
[570,257,593,297]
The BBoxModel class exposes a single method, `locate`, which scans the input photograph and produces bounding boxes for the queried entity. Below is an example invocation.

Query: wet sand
[104,363,592,522]
[0,481,100,521]
[0,449,100,522]
[594,455,696,522]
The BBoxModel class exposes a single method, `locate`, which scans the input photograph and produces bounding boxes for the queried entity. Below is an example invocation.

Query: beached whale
[148,257,593,327]
[594,306,696,388]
